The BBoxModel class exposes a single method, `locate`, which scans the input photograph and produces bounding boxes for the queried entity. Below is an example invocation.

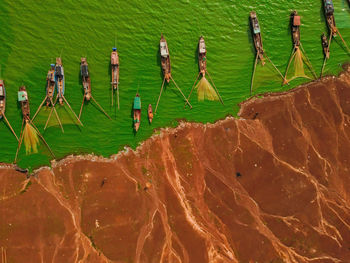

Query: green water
[0,0,349,169]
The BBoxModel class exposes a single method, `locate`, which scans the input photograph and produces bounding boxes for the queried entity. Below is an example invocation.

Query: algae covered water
[0,0,349,169]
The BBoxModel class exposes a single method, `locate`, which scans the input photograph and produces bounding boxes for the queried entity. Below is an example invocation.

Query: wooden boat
[55,57,65,105]
[18,86,30,121]
[323,0,337,36]
[133,93,141,132]
[15,86,55,162]
[46,64,56,106]
[250,11,265,64]
[160,34,171,83]
[198,36,207,75]
[291,11,301,49]
[321,33,330,59]
[81,58,91,101]
[111,47,120,108]
[79,57,111,119]
[0,80,5,118]
[0,80,18,140]
[148,104,153,123]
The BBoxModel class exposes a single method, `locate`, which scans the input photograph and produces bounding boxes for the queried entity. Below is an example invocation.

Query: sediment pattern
[1,68,350,262]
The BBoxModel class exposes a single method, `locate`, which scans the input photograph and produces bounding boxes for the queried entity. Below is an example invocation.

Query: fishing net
[23,122,39,154]
[285,48,314,83]
[196,77,219,101]
[34,104,81,128]
[251,59,283,94]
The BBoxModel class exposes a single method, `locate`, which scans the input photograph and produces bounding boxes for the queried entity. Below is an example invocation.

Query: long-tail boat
[250,12,265,64]
[133,93,141,132]
[322,33,330,59]
[0,80,18,140]
[32,64,64,132]
[45,57,82,131]
[291,11,301,50]
[160,35,171,83]
[111,47,120,109]
[323,0,337,37]
[249,11,285,93]
[79,57,111,120]
[148,104,153,124]
[155,34,192,113]
[185,36,224,106]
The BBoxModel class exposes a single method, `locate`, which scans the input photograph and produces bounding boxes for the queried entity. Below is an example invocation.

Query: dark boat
[18,86,30,121]
[291,11,301,49]
[160,34,171,83]
[323,0,337,36]
[79,57,111,120]
[133,93,141,132]
[148,104,153,123]
[111,47,120,108]
[81,57,91,101]
[250,11,265,64]
[198,36,207,76]
[0,80,5,118]
[321,33,330,59]
[46,64,56,106]
[55,57,65,105]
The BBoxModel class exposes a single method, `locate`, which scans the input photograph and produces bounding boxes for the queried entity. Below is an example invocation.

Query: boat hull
[111,51,119,90]
[160,35,171,82]
[0,80,5,119]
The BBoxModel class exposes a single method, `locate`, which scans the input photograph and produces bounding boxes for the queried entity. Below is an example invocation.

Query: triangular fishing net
[23,122,39,154]
[34,104,81,129]
[251,59,283,94]
[285,48,315,83]
[196,77,219,101]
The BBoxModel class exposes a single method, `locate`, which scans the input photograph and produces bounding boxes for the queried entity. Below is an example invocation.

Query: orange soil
[1,67,350,262]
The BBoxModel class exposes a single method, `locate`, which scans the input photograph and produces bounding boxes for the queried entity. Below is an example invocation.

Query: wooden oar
[155,77,166,113]
[184,72,200,108]
[170,76,192,109]
[2,113,19,141]
[14,119,25,163]
[206,71,224,105]
[91,95,112,119]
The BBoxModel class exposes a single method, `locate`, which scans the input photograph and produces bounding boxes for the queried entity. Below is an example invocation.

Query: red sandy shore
[1,67,350,262]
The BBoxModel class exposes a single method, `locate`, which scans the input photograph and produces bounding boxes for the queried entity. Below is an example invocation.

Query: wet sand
[1,67,350,262]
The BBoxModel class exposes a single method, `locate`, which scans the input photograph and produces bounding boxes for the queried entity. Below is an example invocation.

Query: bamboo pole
[117,84,120,110]
[2,113,19,141]
[184,72,200,108]
[170,77,192,109]
[155,77,166,113]
[265,55,286,82]
[206,71,224,105]
[79,95,85,119]
[111,85,114,106]
[337,30,350,54]
[32,96,47,121]
[250,53,259,95]
[14,119,25,163]
[91,95,112,119]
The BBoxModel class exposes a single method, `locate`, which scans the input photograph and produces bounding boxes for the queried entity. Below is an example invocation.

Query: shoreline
[1,64,350,175]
